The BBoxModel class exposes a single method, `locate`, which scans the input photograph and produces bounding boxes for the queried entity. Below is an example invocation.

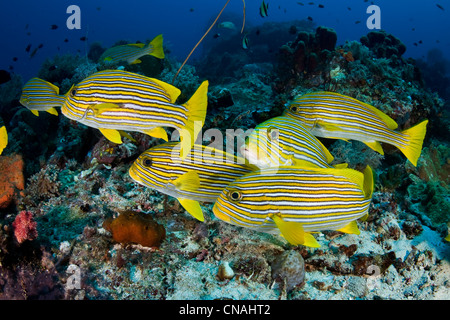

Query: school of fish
[9,29,432,248]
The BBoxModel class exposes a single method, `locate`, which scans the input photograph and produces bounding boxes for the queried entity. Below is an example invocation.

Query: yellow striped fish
[241,116,337,169]
[62,70,208,158]
[20,77,65,116]
[213,165,373,247]
[100,34,165,64]
[0,125,7,155]
[284,91,428,166]
[129,142,257,221]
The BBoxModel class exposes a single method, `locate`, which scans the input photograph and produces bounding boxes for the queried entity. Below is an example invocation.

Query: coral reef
[360,31,406,59]
[0,18,449,301]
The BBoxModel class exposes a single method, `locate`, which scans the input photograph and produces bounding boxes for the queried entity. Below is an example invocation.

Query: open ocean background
[1,0,450,81]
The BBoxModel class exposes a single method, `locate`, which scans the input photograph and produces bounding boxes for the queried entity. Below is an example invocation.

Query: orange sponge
[0,154,25,209]
[103,210,165,248]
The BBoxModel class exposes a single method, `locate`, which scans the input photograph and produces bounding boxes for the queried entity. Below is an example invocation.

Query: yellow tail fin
[398,120,428,166]
[148,34,165,59]
[179,80,209,159]
[0,126,7,155]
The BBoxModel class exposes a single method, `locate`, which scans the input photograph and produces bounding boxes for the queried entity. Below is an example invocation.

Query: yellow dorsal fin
[363,141,384,155]
[327,91,398,130]
[364,103,398,130]
[99,128,122,144]
[148,34,165,59]
[149,78,181,104]
[178,198,204,221]
[0,126,7,155]
[317,167,364,191]
[31,110,39,116]
[47,80,60,95]
[144,127,168,142]
[314,138,334,163]
[179,80,208,159]
[291,159,320,168]
[271,214,320,247]
[127,43,145,48]
[337,220,360,235]
[334,163,349,169]
[45,107,59,116]
[173,171,200,192]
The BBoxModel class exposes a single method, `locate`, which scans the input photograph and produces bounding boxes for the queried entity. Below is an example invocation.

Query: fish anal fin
[271,214,320,247]
[364,141,384,155]
[337,220,360,235]
[99,128,123,144]
[46,107,59,116]
[178,198,204,221]
[31,110,39,116]
[144,127,168,142]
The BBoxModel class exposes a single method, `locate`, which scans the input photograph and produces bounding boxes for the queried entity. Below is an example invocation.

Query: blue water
[1,0,449,81]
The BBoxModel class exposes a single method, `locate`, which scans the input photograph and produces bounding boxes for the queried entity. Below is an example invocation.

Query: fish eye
[228,190,242,202]
[142,157,152,167]
[71,88,77,96]
[267,127,279,141]
[290,106,298,113]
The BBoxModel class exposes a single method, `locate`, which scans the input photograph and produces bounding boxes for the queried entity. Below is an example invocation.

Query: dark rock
[271,250,305,292]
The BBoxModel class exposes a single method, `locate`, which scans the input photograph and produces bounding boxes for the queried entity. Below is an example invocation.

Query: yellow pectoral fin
[46,107,59,116]
[144,127,168,142]
[92,103,121,116]
[130,59,142,65]
[271,214,320,247]
[99,128,123,144]
[178,198,204,221]
[336,220,360,235]
[173,171,200,192]
[363,141,384,155]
